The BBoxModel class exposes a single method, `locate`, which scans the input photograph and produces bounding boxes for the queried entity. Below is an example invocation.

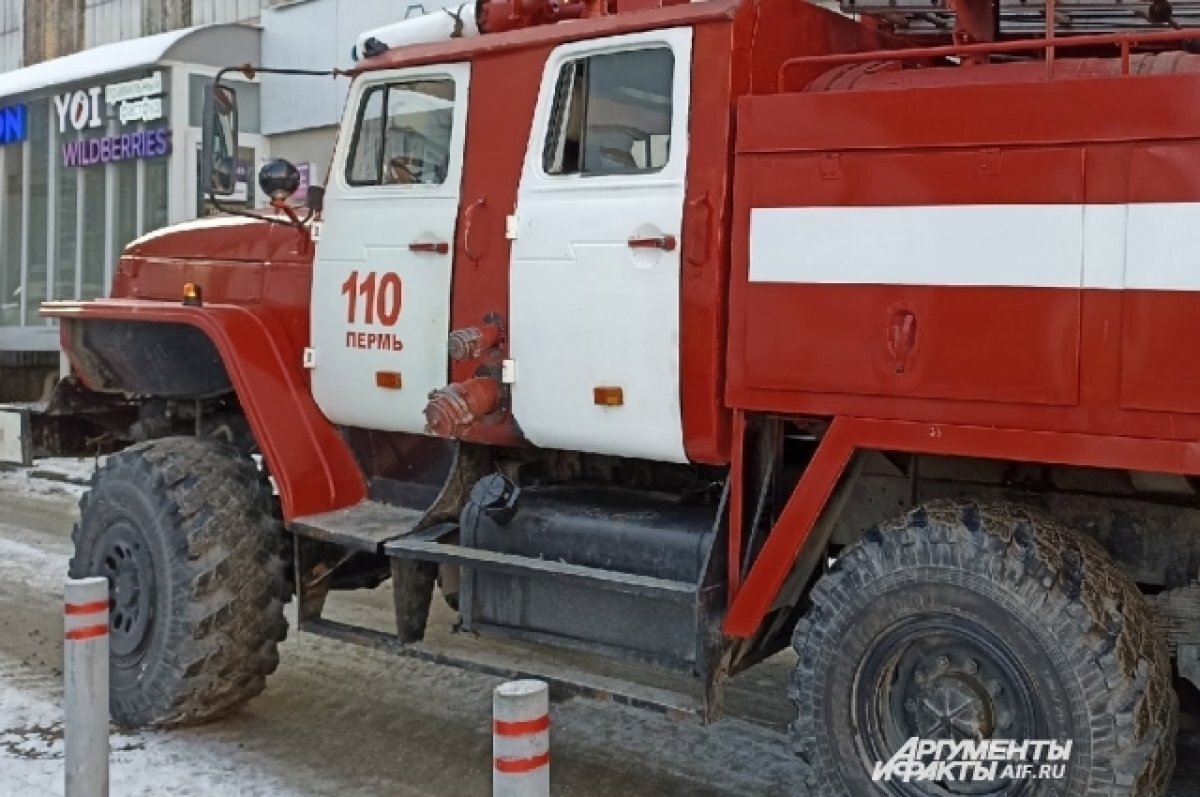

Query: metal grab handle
[628,234,677,252]
[409,241,450,254]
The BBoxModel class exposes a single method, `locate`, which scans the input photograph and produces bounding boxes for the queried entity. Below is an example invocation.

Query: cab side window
[543,47,674,177]
[345,78,456,187]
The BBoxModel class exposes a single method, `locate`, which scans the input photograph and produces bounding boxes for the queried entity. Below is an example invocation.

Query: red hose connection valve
[448,323,503,361]
[424,376,503,438]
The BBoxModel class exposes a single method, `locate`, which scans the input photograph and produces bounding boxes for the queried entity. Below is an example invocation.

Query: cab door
[310,64,469,432]
[509,29,692,463]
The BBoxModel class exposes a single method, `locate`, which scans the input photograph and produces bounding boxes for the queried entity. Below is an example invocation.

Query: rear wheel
[69,437,290,727]
[790,500,1176,796]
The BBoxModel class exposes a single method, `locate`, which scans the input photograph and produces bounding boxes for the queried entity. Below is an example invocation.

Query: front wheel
[790,500,1176,796]
[69,437,290,728]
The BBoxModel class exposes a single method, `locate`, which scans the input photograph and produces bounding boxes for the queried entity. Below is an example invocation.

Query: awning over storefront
[0,24,261,101]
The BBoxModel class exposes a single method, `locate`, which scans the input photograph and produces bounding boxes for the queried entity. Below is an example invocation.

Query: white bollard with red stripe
[493,679,550,797]
[64,576,110,797]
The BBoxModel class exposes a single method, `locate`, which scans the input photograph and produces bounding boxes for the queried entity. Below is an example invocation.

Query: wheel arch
[725,414,1200,640]
[48,300,367,521]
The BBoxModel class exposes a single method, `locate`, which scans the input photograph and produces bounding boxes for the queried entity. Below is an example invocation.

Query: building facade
[0,0,453,397]
[259,0,456,194]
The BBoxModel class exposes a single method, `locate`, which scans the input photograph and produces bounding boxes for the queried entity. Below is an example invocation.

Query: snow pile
[0,458,99,502]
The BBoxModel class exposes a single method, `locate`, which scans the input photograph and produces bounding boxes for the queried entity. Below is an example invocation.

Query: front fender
[42,299,367,521]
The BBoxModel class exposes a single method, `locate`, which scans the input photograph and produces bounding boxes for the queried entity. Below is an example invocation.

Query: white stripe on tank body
[748,203,1200,291]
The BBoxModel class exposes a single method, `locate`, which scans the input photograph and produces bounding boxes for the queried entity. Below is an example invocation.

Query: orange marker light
[376,371,403,390]
[182,283,202,307]
[593,386,624,407]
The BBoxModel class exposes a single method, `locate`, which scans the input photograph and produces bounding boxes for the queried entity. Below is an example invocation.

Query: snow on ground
[0,666,318,797]
[0,465,806,797]
[0,457,98,501]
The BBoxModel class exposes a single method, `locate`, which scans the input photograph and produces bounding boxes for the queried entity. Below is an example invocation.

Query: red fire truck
[12,0,1200,791]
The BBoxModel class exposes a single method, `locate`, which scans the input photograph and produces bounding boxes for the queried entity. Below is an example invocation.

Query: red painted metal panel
[1118,142,1200,414]
[737,73,1200,155]
[741,146,1087,208]
[452,44,548,449]
[734,145,1087,407]
[742,284,1082,405]
[678,22,737,464]
[1120,291,1200,413]
[44,299,367,522]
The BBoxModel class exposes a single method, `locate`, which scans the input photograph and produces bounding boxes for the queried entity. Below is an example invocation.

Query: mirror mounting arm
[204,64,340,230]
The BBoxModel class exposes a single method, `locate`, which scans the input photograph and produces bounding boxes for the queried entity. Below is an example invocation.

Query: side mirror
[200,83,239,197]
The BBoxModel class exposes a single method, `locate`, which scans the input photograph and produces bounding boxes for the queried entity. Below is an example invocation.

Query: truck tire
[790,500,1176,796]
[68,437,290,728]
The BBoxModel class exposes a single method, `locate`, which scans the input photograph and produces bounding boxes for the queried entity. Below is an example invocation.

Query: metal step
[384,538,699,604]
[290,500,429,553]
[300,617,705,719]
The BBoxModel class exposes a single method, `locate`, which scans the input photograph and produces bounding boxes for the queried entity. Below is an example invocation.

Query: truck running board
[299,616,705,720]
[290,476,731,721]
[384,538,698,604]
[291,500,428,552]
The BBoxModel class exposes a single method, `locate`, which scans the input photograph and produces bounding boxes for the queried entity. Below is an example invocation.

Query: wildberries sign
[62,128,172,166]
[56,71,170,167]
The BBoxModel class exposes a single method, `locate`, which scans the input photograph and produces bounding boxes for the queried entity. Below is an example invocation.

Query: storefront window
[80,126,107,301]
[113,154,138,265]
[1,144,21,327]
[1,65,186,330]
[24,99,48,325]
[143,121,170,235]
[55,131,79,302]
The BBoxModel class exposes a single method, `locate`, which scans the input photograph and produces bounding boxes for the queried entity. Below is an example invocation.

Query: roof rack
[778,26,1200,89]
[838,0,1198,36]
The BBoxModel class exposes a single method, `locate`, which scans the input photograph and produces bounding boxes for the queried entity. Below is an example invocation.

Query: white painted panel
[309,62,470,433]
[0,409,27,465]
[1125,203,1200,291]
[749,205,1085,288]
[748,202,1200,291]
[510,28,691,464]
[1082,204,1127,290]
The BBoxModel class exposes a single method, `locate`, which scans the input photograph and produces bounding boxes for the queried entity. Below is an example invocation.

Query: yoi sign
[56,70,171,167]
[55,71,165,134]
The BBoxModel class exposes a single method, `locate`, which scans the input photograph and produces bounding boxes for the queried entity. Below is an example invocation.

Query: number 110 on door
[342,270,402,326]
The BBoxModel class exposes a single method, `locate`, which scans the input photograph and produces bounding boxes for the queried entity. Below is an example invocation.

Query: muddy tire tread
[789,499,1176,797]
[69,437,289,727]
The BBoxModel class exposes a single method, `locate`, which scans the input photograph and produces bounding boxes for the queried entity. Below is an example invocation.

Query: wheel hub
[857,620,1041,797]
[92,522,156,660]
[914,673,994,742]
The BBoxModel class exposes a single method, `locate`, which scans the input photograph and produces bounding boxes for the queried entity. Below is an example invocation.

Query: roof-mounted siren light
[351,2,481,61]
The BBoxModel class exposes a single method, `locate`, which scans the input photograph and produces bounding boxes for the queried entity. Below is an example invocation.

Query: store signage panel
[55,70,165,134]
[0,103,26,145]
[62,128,172,167]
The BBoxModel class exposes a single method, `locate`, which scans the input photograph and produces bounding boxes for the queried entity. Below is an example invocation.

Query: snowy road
[2,461,1199,796]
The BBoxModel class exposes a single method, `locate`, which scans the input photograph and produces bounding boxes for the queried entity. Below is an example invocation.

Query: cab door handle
[409,241,450,254]
[628,234,677,252]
